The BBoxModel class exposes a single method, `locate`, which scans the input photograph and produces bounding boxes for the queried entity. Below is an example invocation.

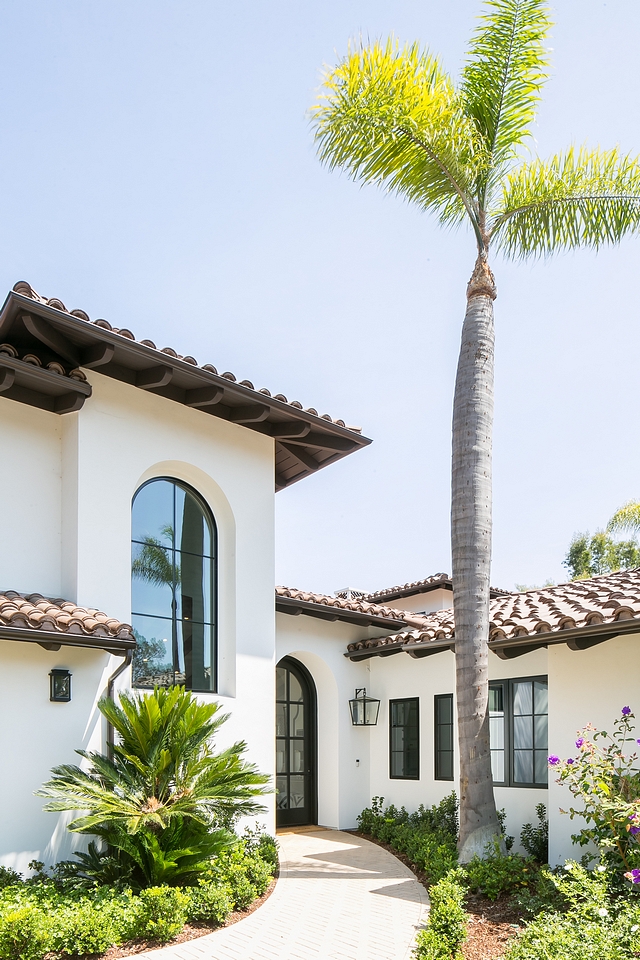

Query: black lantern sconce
[50,669,72,702]
[349,688,380,726]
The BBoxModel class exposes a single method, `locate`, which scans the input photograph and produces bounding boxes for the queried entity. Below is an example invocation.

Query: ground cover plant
[2,687,277,958]
[357,772,640,959]
[0,829,278,959]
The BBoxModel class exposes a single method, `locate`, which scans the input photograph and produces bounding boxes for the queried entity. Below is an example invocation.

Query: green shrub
[415,870,468,959]
[0,905,51,960]
[520,803,549,863]
[357,795,459,883]
[133,886,189,942]
[466,848,539,900]
[0,870,20,893]
[56,899,123,954]
[187,881,234,924]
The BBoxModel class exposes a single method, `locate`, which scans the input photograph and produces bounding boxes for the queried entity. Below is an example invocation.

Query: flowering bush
[549,708,640,879]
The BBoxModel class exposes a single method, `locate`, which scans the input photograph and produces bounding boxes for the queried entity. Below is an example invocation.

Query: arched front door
[276,657,317,827]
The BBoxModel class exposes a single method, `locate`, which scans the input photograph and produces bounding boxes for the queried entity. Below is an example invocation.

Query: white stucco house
[1,279,638,873]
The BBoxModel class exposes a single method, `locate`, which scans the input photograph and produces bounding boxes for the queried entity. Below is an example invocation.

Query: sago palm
[311,0,640,858]
[38,686,269,885]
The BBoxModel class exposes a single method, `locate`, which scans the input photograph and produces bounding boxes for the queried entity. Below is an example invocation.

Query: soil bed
[353,832,523,960]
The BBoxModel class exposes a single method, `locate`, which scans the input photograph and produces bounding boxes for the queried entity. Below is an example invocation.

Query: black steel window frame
[389,697,420,780]
[131,477,218,693]
[489,676,548,789]
[434,693,454,781]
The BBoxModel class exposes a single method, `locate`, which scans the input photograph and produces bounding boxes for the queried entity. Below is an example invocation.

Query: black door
[276,657,317,827]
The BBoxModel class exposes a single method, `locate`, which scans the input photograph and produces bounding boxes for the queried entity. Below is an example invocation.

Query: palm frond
[490,147,640,256]
[462,0,551,197]
[311,38,482,238]
[607,500,640,535]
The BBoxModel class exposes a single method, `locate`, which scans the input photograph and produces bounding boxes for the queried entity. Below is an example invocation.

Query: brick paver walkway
[135,829,428,960]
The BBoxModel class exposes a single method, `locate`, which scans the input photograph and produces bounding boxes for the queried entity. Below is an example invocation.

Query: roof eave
[276,595,407,629]
[0,624,136,654]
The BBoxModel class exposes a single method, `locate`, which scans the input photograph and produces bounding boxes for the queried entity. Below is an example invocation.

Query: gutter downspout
[105,648,133,758]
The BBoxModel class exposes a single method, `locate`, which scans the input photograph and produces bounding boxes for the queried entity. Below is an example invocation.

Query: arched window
[131,478,216,692]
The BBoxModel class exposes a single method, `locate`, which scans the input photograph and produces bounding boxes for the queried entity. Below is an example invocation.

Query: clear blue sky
[1,1,638,594]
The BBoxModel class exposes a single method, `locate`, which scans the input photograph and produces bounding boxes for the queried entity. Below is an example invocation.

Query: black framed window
[131,478,217,692]
[489,677,548,787]
[390,698,419,779]
[434,694,454,781]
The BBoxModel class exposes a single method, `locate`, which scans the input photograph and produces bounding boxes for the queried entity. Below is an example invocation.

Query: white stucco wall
[384,588,453,614]
[547,633,640,864]
[0,369,277,865]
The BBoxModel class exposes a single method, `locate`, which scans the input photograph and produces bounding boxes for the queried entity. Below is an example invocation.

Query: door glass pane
[290,703,304,738]
[131,543,174,618]
[513,681,533,716]
[276,776,288,809]
[276,667,286,701]
[514,750,533,783]
[276,740,287,773]
[289,673,303,702]
[534,750,549,785]
[514,715,533,750]
[534,680,548,715]
[290,740,305,773]
[276,703,287,737]
[491,750,505,783]
[289,775,305,808]
[132,479,174,546]
[534,714,548,750]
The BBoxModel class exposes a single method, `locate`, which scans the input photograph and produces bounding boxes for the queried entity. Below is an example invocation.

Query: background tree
[38,687,269,887]
[564,499,640,579]
[311,0,640,858]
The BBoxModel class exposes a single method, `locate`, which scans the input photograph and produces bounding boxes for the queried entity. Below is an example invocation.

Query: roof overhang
[344,617,640,661]
[0,290,371,491]
[0,624,137,655]
[276,595,407,629]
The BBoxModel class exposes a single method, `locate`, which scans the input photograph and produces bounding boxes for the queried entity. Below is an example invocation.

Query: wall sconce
[349,688,380,726]
[50,669,72,702]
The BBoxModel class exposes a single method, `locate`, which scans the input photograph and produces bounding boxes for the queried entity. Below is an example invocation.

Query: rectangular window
[434,694,454,781]
[389,698,419,780]
[489,677,548,788]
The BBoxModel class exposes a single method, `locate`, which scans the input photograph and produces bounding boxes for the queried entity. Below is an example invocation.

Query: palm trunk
[452,254,502,861]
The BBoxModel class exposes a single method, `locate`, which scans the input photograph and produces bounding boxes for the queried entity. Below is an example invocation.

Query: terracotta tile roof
[11,282,361,433]
[363,573,511,603]
[276,586,428,626]
[347,569,640,658]
[0,591,135,643]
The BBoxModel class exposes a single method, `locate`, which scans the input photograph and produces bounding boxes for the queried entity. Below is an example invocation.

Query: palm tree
[608,501,640,536]
[311,0,640,859]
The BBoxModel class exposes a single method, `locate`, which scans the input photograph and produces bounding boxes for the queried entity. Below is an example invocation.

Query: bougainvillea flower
[575,737,585,749]
[566,758,574,764]
[622,706,632,716]
[624,868,640,883]
[548,755,560,765]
